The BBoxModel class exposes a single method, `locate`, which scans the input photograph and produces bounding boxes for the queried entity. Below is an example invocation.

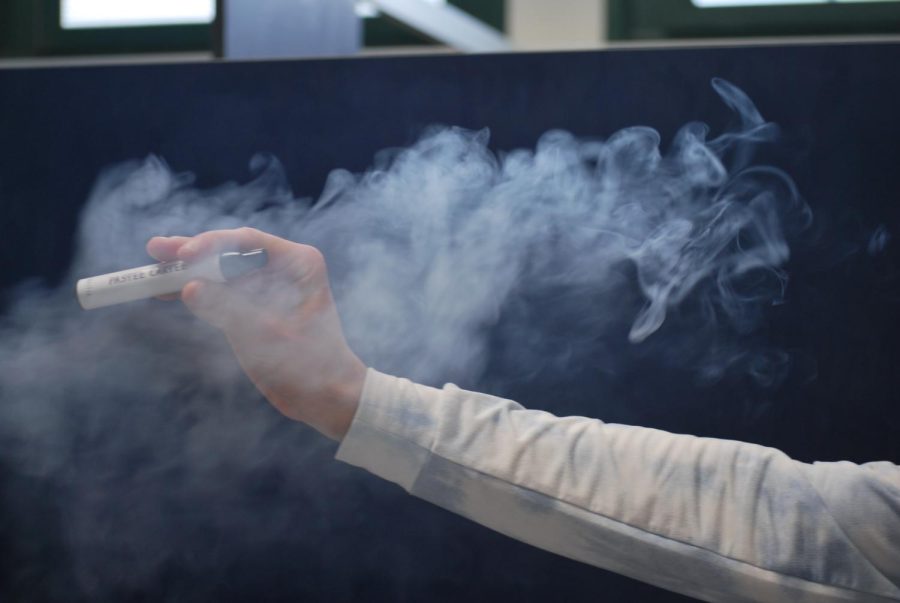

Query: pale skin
[146,227,367,441]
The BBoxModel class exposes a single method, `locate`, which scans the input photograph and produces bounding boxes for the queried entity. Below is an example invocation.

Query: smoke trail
[57,78,810,386]
[0,79,809,598]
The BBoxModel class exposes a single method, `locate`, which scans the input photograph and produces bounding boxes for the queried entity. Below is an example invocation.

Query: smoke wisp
[0,78,810,599]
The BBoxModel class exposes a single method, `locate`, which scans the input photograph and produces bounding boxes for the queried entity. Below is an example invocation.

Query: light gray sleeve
[335,369,900,603]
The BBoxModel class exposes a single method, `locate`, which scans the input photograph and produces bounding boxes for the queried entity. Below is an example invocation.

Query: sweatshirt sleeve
[335,369,900,603]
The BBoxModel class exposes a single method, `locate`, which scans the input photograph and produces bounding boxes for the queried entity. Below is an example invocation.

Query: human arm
[150,228,900,602]
[337,369,900,602]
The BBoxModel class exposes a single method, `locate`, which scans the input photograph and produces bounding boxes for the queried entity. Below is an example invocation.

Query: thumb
[181,280,258,332]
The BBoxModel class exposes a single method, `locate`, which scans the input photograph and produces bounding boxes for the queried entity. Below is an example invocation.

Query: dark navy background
[1,44,899,601]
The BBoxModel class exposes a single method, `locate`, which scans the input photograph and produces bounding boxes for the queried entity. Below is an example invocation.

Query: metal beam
[371,0,510,52]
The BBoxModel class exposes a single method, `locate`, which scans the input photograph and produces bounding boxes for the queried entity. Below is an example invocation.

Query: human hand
[147,228,367,441]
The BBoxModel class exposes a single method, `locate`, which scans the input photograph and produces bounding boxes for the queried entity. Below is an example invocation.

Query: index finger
[146,235,192,262]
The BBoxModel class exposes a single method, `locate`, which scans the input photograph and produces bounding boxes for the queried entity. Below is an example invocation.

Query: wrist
[288,355,366,441]
[325,357,367,441]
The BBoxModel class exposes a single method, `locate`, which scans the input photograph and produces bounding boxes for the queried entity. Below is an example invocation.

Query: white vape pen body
[76,250,267,310]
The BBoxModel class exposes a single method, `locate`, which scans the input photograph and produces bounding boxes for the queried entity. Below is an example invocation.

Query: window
[609,0,900,40]
[693,0,898,6]
[60,0,215,29]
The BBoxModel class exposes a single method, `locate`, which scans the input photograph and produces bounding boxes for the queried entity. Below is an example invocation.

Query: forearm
[336,369,900,602]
